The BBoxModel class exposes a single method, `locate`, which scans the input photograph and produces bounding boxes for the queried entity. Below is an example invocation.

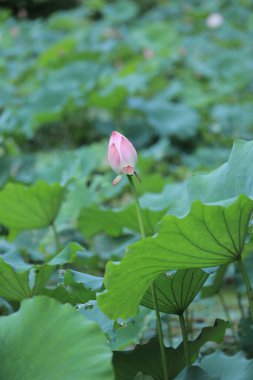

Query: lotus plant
[108,131,168,380]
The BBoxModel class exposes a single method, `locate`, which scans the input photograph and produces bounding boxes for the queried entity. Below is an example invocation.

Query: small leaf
[63,270,104,303]
[142,269,209,315]
[48,242,84,265]
[0,258,57,302]
[0,180,64,230]
[31,265,55,295]
[0,296,114,380]
[0,259,31,301]
[64,270,103,291]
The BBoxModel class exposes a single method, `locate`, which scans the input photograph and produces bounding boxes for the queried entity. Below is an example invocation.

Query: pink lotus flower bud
[108,131,138,185]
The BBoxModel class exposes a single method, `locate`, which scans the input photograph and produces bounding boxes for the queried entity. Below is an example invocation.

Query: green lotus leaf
[142,269,209,315]
[200,350,253,380]
[0,296,114,380]
[0,180,64,230]
[98,195,253,319]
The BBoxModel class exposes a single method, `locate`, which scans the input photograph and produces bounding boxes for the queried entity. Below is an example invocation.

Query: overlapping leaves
[0,243,102,304]
[113,319,228,380]
[98,195,253,319]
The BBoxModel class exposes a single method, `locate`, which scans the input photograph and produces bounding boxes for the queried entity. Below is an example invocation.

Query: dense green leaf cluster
[1,0,253,149]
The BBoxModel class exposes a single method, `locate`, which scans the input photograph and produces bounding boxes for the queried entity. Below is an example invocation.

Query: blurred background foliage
[1,0,253,151]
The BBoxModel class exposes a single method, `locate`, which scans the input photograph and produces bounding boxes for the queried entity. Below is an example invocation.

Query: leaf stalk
[179,314,191,367]
[237,258,253,321]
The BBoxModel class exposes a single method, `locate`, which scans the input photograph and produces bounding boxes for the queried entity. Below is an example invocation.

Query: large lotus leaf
[141,269,209,315]
[113,319,227,380]
[0,180,64,230]
[139,140,253,218]
[78,204,167,238]
[140,182,187,212]
[200,350,253,380]
[169,139,253,217]
[0,296,114,380]
[98,195,253,319]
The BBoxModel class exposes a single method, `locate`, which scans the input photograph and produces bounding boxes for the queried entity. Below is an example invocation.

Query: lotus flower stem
[127,175,145,239]
[127,175,168,380]
[167,316,173,347]
[237,259,253,321]
[179,314,191,367]
[236,292,245,318]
